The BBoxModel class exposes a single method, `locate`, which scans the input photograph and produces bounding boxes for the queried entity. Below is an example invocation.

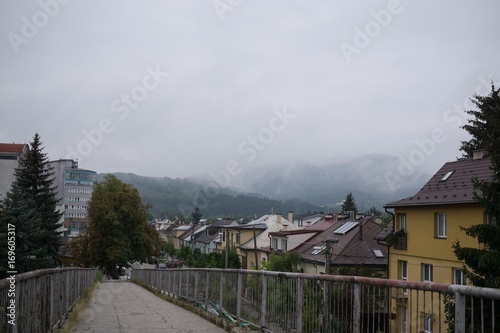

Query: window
[272,238,278,250]
[236,233,240,245]
[423,313,433,333]
[399,260,408,294]
[398,214,407,232]
[400,261,408,281]
[436,213,447,238]
[453,268,466,285]
[281,239,288,251]
[422,264,433,282]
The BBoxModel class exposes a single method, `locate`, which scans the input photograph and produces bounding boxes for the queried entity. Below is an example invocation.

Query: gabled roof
[194,231,220,245]
[239,214,299,250]
[0,143,28,154]
[297,218,387,267]
[385,157,493,208]
[179,225,207,242]
[294,212,325,220]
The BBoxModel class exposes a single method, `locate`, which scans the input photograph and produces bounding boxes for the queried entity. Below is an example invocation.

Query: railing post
[237,271,242,321]
[219,271,224,316]
[323,280,329,330]
[353,283,361,333]
[260,274,267,331]
[205,271,210,308]
[178,270,182,297]
[455,292,466,333]
[296,276,304,332]
[194,271,199,302]
[50,272,55,330]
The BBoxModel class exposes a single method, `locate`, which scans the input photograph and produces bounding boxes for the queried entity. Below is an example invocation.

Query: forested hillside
[97,173,325,220]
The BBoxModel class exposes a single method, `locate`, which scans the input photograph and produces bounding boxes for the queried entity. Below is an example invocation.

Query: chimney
[473,149,487,160]
[276,212,282,223]
[288,211,293,224]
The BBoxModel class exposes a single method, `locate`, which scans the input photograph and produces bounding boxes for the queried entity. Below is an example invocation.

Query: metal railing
[0,268,97,333]
[132,268,500,333]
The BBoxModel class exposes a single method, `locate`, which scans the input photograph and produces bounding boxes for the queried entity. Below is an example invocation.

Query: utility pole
[324,238,338,275]
[253,227,259,270]
[323,238,338,330]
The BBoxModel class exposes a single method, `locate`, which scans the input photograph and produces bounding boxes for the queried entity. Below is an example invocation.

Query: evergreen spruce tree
[191,206,202,225]
[453,85,500,289]
[448,85,500,332]
[341,192,358,215]
[0,133,62,277]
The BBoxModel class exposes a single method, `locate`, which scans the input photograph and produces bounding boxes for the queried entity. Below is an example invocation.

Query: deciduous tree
[71,174,161,278]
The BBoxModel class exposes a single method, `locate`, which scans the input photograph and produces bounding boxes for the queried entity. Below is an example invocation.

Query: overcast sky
[1,1,499,181]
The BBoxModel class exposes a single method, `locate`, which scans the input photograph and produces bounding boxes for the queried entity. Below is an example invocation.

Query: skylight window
[373,249,384,258]
[334,222,359,235]
[440,171,454,181]
[312,245,326,255]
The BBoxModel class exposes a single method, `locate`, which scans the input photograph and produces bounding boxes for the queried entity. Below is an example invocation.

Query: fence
[132,268,500,333]
[0,268,97,333]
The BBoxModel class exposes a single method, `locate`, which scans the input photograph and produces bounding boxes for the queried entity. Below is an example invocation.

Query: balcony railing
[132,268,500,333]
[388,231,407,251]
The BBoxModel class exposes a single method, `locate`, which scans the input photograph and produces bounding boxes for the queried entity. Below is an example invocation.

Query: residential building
[288,211,325,227]
[293,216,387,275]
[47,159,97,237]
[235,213,300,269]
[384,154,493,333]
[172,225,193,249]
[0,142,29,199]
[195,219,239,254]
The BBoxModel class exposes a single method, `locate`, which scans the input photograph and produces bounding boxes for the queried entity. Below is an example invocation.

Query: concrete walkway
[73,280,226,333]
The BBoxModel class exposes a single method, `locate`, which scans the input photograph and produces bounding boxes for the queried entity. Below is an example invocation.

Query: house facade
[384,154,493,333]
[0,143,29,199]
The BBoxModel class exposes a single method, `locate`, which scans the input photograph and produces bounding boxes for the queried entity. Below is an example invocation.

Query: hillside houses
[166,212,388,274]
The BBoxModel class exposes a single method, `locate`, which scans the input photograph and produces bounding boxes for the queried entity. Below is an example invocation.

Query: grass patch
[57,270,105,333]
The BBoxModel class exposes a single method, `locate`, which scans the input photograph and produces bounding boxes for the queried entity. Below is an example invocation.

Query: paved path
[73,280,226,333]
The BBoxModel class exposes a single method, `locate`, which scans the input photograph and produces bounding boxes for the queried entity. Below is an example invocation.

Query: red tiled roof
[385,157,493,207]
[0,143,27,154]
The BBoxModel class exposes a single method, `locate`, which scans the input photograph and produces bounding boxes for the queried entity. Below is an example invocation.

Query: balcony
[387,230,407,250]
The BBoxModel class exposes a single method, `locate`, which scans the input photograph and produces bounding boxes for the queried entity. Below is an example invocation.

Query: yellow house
[384,153,493,333]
